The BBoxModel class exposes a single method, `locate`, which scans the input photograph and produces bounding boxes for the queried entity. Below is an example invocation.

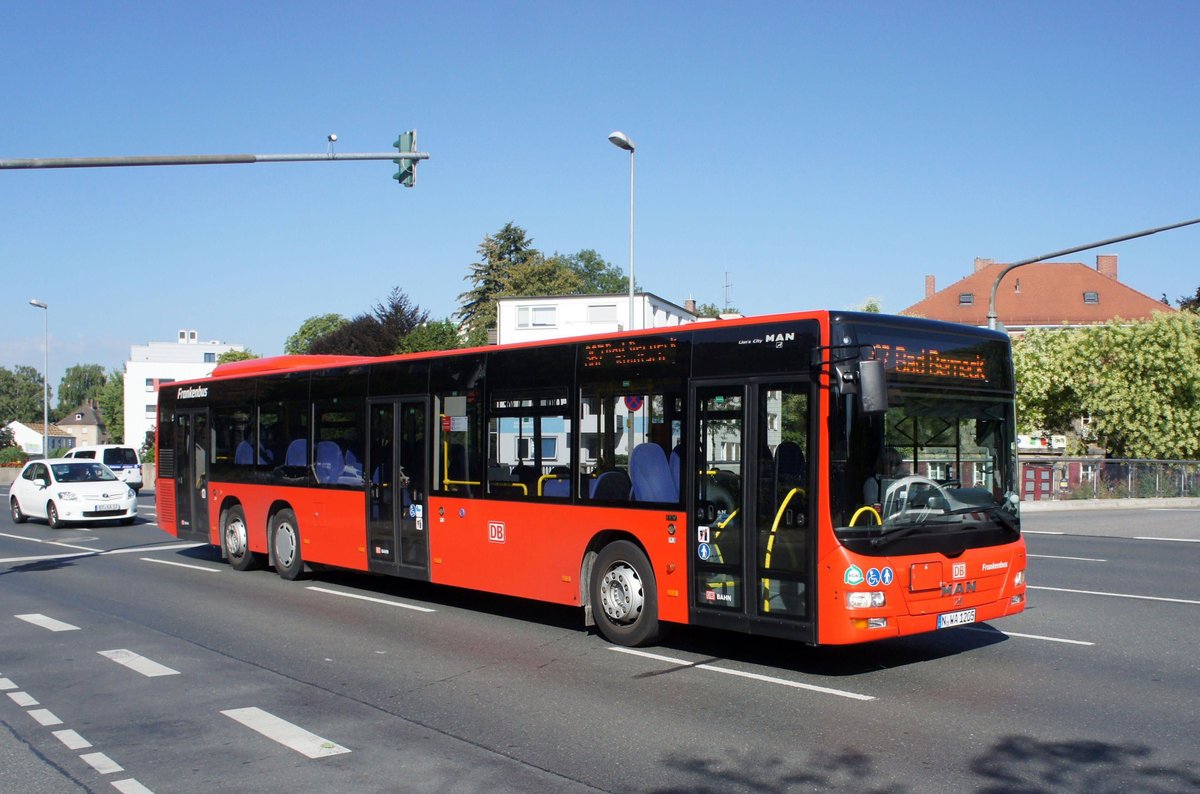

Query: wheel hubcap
[225,517,247,557]
[600,562,644,624]
[275,522,297,567]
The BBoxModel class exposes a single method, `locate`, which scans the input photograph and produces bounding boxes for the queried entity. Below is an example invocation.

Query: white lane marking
[1022,530,1064,535]
[53,729,92,750]
[221,707,351,758]
[29,708,63,726]
[16,613,80,632]
[140,557,221,573]
[1134,536,1200,543]
[1030,585,1200,606]
[0,541,205,566]
[963,626,1095,645]
[9,691,39,706]
[98,650,180,678]
[112,779,156,794]
[306,586,436,613]
[610,647,875,701]
[1028,554,1107,562]
[80,751,124,775]
[0,677,16,690]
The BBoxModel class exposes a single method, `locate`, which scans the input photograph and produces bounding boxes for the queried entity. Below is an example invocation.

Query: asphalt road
[1,495,1197,793]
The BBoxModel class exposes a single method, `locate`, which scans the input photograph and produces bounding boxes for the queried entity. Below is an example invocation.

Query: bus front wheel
[590,540,660,647]
[271,508,305,581]
[224,506,259,571]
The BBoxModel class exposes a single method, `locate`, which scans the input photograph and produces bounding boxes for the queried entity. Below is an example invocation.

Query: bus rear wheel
[590,540,660,647]
[223,506,259,571]
[271,508,305,581]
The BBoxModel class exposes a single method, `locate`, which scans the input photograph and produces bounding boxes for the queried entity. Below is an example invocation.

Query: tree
[458,222,538,347]
[501,256,585,298]
[0,425,14,449]
[217,349,258,364]
[555,249,628,293]
[1012,312,1200,458]
[1177,286,1200,312]
[309,287,429,356]
[0,365,51,425]
[284,313,349,355]
[57,364,107,413]
[693,302,741,318]
[398,319,462,353]
[97,370,124,443]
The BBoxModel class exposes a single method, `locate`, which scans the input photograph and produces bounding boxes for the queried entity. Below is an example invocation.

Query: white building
[123,330,244,448]
[5,420,75,455]
[495,292,697,346]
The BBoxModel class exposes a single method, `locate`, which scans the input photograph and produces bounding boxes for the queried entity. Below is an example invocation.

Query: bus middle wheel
[590,540,660,647]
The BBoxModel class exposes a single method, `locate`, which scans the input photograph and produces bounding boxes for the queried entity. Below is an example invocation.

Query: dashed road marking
[1028,554,1106,562]
[609,647,876,701]
[1134,536,1200,543]
[139,557,221,573]
[98,649,180,678]
[16,613,80,632]
[307,585,436,613]
[0,677,16,690]
[28,708,63,726]
[80,751,124,775]
[8,691,38,706]
[221,707,351,758]
[963,626,1095,645]
[1030,585,1200,605]
[53,729,92,750]
[112,779,156,794]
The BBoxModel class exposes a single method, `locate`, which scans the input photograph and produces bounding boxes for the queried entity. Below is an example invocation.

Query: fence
[1019,457,1200,501]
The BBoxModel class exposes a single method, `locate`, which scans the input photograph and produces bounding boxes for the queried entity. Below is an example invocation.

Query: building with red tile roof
[901,254,1173,332]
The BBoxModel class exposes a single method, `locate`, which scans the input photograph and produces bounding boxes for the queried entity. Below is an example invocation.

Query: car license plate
[937,608,976,629]
[96,503,119,512]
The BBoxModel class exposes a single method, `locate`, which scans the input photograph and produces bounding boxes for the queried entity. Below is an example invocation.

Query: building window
[204,352,217,363]
[1083,291,1099,304]
[516,305,557,328]
[145,404,156,417]
[587,304,617,323]
[145,378,155,392]
[959,293,975,306]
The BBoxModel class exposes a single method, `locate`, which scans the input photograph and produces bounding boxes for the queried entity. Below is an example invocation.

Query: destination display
[871,344,988,382]
[582,337,680,369]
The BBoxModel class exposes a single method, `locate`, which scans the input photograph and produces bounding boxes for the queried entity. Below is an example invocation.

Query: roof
[57,401,105,427]
[902,261,1173,328]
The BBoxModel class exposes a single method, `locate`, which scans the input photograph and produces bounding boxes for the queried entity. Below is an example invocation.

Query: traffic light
[393,130,416,188]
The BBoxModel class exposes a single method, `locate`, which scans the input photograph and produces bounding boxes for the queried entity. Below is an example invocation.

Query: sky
[3,1,1199,394]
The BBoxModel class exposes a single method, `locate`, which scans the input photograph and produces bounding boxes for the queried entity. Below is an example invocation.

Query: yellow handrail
[761,487,804,612]
[441,441,481,488]
[850,505,882,527]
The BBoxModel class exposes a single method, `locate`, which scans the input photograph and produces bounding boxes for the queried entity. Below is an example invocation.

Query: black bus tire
[271,508,305,581]
[224,505,259,571]
[590,540,660,647]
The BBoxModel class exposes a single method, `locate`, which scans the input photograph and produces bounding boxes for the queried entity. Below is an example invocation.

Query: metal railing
[1019,457,1200,501]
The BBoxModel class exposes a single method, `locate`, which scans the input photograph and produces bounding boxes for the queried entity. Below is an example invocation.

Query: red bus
[156,310,1026,646]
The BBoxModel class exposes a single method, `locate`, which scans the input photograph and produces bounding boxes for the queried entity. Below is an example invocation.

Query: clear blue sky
[4,1,1199,393]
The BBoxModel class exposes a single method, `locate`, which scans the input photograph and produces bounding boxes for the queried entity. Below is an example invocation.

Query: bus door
[172,410,210,542]
[691,381,813,641]
[367,398,430,578]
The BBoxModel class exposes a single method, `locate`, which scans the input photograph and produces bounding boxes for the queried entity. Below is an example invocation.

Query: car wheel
[271,508,304,581]
[11,498,27,524]
[47,502,63,529]
[590,540,661,647]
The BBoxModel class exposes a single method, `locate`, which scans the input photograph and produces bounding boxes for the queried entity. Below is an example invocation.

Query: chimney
[974,257,994,272]
[1097,254,1118,280]
[924,275,936,298]
[684,298,697,315]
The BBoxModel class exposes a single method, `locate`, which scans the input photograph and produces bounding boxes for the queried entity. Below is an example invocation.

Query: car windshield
[831,389,1019,548]
[51,462,118,483]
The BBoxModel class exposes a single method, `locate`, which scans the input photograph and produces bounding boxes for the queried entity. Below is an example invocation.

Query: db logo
[953,562,967,579]
[488,521,506,544]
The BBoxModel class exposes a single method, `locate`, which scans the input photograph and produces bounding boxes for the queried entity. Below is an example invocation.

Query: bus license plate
[937,608,976,629]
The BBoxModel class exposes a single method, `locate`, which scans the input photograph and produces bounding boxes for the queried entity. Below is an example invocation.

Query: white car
[63,444,144,493]
[9,459,138,528]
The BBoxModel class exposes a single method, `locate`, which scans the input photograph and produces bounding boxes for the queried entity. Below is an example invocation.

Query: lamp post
[29,299,48,458]
[608,131,636,331]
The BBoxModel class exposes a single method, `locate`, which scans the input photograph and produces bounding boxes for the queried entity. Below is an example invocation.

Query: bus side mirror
[859,359,888,414]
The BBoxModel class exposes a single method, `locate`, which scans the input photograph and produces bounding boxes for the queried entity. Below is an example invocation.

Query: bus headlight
[847,591,886,609]
[1013,569,1026,588]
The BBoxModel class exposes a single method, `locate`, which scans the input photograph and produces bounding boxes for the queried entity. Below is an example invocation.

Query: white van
[64,444,144,493]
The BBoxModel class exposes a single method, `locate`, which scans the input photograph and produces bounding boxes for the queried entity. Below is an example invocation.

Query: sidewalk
[1021,496,1200,512]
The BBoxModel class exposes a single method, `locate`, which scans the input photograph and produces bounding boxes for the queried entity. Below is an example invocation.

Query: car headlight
[847,591,886,609]
[56,491,79,501]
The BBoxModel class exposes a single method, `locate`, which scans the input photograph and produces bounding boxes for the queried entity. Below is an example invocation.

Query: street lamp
[608,131,636,331]
[29,299,48,458]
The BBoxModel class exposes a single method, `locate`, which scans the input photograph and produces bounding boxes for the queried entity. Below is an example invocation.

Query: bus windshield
[832,389,1019,551]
